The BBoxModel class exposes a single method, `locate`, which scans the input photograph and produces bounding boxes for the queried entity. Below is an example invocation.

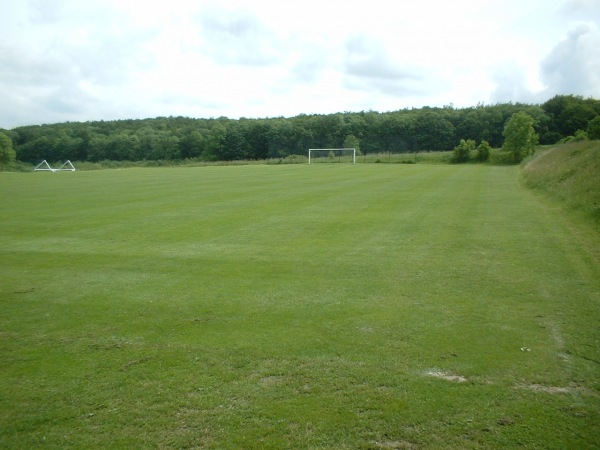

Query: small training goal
[34,160,76,172]
[308,148,356,165]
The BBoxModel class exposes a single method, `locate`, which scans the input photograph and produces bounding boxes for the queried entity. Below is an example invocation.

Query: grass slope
[1,165,599,449]
[522,140,600,227]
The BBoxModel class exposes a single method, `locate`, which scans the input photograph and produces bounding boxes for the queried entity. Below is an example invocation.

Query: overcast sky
[1,0,599,129]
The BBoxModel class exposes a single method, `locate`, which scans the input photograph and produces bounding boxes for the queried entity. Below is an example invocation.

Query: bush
[558,129,588,144]
[476,140,492,162]
[452,139,475,163]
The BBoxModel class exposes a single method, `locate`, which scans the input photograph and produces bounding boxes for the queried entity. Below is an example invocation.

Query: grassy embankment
[0,158,599,448]
[521,140,600,228]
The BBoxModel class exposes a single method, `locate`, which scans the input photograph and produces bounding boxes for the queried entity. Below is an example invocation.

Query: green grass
[522,140,600,227]
[1,164,599,449]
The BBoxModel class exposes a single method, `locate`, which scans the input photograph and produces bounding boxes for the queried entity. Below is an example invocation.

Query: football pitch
[1,164,599,448]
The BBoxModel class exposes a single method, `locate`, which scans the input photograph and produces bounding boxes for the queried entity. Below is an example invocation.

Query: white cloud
[0,0,599,129]
[197,5,283,66]
[339,33,429,102]
[559,0,600,22]
[490,65,543,104]
[344,34,416,81]
[539,23,600,97]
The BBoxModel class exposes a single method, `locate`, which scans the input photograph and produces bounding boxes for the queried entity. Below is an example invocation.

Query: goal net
[308,148,356,164]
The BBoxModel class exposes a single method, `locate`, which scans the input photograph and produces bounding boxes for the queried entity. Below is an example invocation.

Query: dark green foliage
[587,116,600,140]
[413,111,455,151]
[7,97,600,164]
[0,132,16,166]
[542,94,600,140]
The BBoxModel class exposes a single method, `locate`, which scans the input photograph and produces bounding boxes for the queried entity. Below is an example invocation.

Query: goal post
[56,160,76,171]
[33,160,56,172]
[33,160,76,172]
[308,148,356,164]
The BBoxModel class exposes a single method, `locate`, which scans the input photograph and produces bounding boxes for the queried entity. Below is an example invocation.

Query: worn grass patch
[1,164,599,448]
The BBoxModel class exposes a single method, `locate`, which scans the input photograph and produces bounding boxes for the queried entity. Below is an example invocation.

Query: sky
[1,0,599,129]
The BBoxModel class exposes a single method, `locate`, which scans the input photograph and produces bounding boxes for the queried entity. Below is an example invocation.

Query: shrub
[559,129,589,144]
[476,140,492,162]
[452,139,475,163]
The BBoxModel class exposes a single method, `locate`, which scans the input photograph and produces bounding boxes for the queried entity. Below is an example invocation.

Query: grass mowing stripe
[1,165,599,448]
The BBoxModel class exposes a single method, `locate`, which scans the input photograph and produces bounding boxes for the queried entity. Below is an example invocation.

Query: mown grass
[1,164,599,448]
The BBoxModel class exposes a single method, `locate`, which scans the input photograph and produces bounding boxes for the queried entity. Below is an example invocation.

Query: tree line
[2,95,600,165]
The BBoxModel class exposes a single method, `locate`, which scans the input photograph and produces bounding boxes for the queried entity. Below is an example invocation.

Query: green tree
[413,111,456,151]
[452,139,475,163]
[559,103,596,137]
[343,134,361,155]
[179,129,206,159]
[542,95,600,140]
[502,112,538,163]
[204,125,226,161]
[0,132,17,166]
[476,140,492,162]
[587,116,600,140]
[455,110,484,142]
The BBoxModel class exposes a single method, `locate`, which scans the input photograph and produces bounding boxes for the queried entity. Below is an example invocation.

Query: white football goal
[308,148,356,164]
[34,160,76,172]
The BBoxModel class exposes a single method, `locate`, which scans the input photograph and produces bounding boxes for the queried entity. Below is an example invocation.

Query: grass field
[1,163,599,449]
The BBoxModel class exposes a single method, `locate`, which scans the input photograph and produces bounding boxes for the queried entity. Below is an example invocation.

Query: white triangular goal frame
[33,160,76,172]
[34,160,56,172]
[57,160,76,171]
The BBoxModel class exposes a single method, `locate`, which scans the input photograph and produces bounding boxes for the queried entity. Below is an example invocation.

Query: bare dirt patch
[519,384,573,394]
[424,369,468,383]
[373,439,419,449]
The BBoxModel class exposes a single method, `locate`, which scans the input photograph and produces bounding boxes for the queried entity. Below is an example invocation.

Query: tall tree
[502,112,538,163]
[343,134,361,154]
[0,132,16,166]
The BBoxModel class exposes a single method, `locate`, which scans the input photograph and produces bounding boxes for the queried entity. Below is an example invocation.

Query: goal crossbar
[308,148,356,164]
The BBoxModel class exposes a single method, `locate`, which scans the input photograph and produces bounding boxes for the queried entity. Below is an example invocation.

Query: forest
[3,94,600,164]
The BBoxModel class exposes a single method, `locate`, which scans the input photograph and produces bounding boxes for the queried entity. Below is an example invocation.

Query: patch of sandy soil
[424,369,468,383]
[520,384,573,394]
